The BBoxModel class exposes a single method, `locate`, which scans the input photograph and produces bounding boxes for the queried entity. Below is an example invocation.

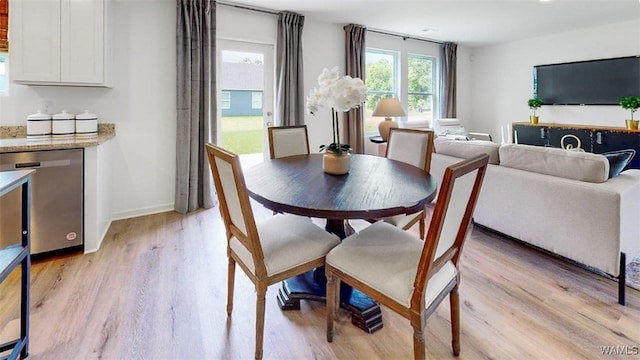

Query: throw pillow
[434,137,501,164]
[499,144,609,183]
[602,149,636,178]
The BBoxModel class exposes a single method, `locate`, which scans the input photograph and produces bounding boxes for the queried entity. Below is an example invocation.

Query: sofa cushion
[434,137,500,164]
[602,149,636,178]
[499,144,609,183]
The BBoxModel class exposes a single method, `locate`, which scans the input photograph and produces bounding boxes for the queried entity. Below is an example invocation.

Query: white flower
[306,67,367,114]
[306,88,322,115]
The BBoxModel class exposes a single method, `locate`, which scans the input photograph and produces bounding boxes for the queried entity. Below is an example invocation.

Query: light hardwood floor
[1,203,639,359]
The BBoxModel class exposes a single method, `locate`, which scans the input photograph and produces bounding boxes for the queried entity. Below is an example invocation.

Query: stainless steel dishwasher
[0,148,83,255]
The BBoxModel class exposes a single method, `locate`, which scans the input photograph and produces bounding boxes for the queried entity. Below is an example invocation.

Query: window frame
[251,91,262,109]
[0,52,8,96]
[364,43,439,135]
[406,53,436,125]
[221,91,231,110]
[364,48,400,134]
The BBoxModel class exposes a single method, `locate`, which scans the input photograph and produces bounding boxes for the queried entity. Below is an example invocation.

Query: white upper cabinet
[10,0,105,86]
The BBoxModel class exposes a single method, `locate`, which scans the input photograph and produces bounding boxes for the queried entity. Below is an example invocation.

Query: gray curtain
[344,24,366,154]
[275,11,305,126]
[439,42,457,118]
[175,0,216,214]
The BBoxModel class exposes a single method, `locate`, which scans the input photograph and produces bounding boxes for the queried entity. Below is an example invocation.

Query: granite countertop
[0,123,115,153]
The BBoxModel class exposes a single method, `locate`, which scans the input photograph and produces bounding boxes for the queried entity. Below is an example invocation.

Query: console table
[512,122,640,169]
[0,170,33,360]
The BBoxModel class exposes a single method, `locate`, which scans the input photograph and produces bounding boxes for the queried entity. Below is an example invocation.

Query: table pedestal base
[276,270,383,333]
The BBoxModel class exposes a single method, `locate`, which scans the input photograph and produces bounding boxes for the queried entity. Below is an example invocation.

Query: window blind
[0,0,7,52]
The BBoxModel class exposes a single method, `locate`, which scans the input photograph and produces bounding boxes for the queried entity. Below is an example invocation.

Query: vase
[625,119,639,130]
[530,115,539,125]
[378,118,399,142]
[323,152,350,175]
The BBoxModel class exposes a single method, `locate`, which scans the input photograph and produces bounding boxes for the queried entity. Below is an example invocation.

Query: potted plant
[306,66,367,175]
[619,96,640,130]
[527,97,543,124]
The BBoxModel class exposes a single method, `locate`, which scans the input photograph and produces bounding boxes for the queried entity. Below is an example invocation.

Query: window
[221,91,231,109]
[0,0,8,96]
[251,91,262,109]
[365,49,399,133]
[365,47,437,134]
[0,53,7,96]
[407,54,435,124]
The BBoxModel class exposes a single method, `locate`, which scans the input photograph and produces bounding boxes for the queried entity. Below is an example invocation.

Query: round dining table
[244,153,437,333]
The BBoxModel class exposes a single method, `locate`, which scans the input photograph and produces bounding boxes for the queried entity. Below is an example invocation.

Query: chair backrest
[411,154,489,309]
[386,128,435,172]
[205,143,267,277]
[268,125,310,159]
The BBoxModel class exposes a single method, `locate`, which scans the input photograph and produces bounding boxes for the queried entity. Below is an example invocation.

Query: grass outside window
[221,116,263,155]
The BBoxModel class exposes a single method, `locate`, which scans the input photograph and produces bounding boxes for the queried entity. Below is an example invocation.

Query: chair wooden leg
[450,285,461,356]
[326,267,337,342]
[227,258,236,316]
[255,285,267,360]
[412,325,425,360]
[419,213,426,239]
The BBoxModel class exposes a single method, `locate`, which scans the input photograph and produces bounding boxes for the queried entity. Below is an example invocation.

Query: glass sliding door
[217,39,274,166]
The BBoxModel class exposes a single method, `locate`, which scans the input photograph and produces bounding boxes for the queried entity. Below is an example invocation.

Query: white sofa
[430,138,640,304]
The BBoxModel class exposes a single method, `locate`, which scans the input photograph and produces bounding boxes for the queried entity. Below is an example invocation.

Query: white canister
[26,110,52,140]
[52,110,75,138]
[75,110,98,138]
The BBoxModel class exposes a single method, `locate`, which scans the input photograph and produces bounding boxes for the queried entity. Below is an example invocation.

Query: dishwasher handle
[15,162,41,169]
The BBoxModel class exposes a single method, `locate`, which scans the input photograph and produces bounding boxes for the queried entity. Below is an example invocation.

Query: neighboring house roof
[221,62,264,91]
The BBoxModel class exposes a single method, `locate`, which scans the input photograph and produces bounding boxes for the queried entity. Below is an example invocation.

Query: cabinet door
[513,124,549,146]
[548,128,592,151]
[10,0,61,82]
[593,130,640,169]
[61,0,104,84]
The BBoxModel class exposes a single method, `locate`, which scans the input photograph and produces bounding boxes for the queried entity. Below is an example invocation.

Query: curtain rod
[218,1,280,16]
[216,3,443,45]
[367,29,443,45]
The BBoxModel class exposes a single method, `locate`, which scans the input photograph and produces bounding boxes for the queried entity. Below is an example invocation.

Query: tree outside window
[407,54,434,123]
[365,49,399,133]
[365,48,436,135]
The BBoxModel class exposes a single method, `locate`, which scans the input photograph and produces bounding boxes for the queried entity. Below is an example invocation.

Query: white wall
[469,19,640,142]
[363,32,473,124]
[218,6,344,152]
[300,19,344,151]
[0,2,346,225]
[0,0,177,221]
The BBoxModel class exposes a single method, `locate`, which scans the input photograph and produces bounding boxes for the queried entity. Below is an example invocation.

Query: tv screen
[533,56,640,105]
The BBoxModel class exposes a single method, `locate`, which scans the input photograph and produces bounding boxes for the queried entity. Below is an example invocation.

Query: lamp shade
[372,98,406,117]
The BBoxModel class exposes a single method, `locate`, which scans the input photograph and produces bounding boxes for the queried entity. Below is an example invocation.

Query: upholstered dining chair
[205,143,340,360]
[380,128,435,238]
[325,154,489,360]
[268,125,310,159]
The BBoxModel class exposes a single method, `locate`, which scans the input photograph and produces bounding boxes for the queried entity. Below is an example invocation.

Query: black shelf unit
[0,170,33,360]
[513,122,640,170]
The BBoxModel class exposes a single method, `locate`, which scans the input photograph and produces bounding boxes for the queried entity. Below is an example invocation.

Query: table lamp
[372,98,406,141]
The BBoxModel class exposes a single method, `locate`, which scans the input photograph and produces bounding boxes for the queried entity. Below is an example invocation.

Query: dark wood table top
[244,154,437,220]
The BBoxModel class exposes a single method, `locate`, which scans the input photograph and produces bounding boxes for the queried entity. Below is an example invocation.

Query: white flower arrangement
[306,66,367,154]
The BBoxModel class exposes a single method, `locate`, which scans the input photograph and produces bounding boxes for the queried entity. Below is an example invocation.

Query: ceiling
[221,0,640,47]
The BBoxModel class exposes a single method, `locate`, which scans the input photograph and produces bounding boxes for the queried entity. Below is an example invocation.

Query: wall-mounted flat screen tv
[533,56,640,105]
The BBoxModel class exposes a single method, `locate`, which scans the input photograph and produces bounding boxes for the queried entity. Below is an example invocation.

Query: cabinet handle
[15,162,40,168]
[596,132,603,145]
[540,128,547,139]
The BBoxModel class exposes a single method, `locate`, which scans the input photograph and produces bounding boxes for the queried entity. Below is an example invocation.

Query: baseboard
[111,203,175,222]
